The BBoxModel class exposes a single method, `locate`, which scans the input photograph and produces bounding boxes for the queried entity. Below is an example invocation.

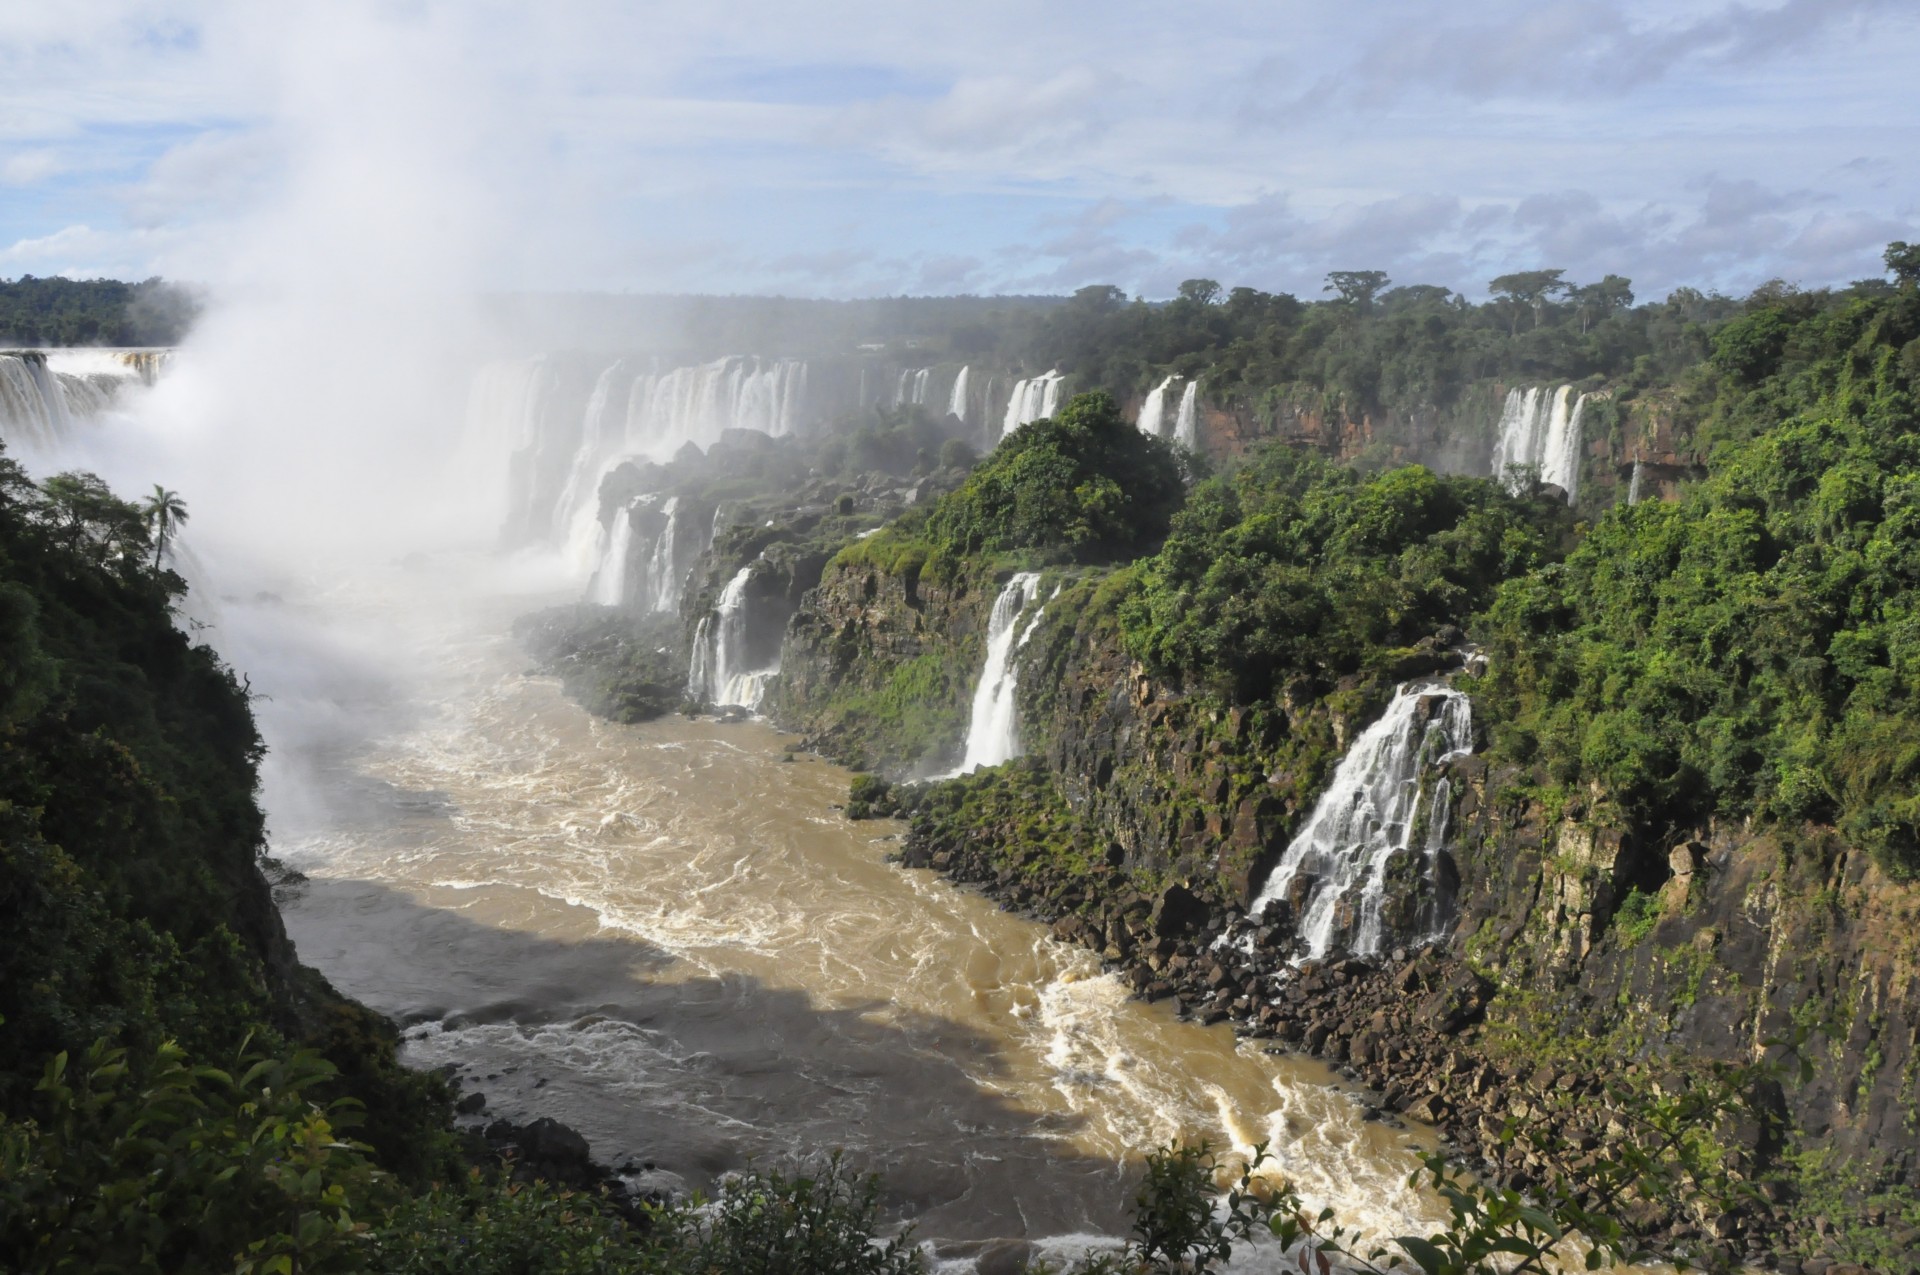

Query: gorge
[7,257,1920,1273]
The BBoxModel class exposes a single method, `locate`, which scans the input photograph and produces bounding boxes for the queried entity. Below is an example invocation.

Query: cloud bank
[0,0,1916,300]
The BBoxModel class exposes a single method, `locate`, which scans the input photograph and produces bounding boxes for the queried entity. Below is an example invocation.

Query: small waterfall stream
[587,504,635,606]
[999,372,1066,440]
[955,572,1044,772]
[1172,381,1199,449]
[1249,683,1473,960]
[946,366,972,425]
[1137,375,1177,437]
[688,565,779,710]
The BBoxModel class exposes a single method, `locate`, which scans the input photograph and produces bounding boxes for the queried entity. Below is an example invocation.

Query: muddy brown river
[252,554,1449,1268]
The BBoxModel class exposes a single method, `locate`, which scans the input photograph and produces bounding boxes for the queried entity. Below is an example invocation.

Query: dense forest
[0,276,201,347]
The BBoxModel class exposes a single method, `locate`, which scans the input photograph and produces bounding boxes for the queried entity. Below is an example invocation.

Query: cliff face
[1174,381,1704,510]
[774,554,996,772]
[1451,768,1920,1193]
[774,552,1919,1224]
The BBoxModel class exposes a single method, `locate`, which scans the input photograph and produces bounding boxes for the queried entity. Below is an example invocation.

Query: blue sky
[1,0,1916,301]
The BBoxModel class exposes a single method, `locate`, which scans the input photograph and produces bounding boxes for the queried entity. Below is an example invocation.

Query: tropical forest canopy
[0,276,201,347]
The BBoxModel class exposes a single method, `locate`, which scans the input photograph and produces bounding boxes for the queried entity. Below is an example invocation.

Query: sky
[1,0,1917,302]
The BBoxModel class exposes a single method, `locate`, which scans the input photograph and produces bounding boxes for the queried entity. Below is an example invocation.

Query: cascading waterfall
[1249,683,1474,960]
[1627,460,1645,506]
[497,353,812,553]
[946,366,971,425]
[999,371,1066,440]
[0,349,167,454]
[688,565,779,710]
[1137,375,1177,437]
[1172,380,1199,449]
[895,367,932,406]
[553,359,632,556]
[584,495,709,614]
[587,503,635,606]
[955,572,1045,772]
[1490,385,1588,502]
[0,352,71,450]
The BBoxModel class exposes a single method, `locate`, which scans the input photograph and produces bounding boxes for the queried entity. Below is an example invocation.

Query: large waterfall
[1490,385,1588,502]
[999,371,1066,440]
[1173,380,1199,449]
[1249,683,1473,960]
[946,366,972,426]
[1137,375,1177,437]
[475,353,812,551]
[0,349,170,454]
[954,572,1045,772]
[687,565,780,711]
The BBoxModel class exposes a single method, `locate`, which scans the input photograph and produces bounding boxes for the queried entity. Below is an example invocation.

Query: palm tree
[141,485,188,569]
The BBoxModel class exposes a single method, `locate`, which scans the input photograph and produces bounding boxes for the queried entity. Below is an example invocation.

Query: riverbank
[886,767,1907,1273]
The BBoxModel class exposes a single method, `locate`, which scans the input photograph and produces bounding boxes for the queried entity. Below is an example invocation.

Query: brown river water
[251,555,1451,1268]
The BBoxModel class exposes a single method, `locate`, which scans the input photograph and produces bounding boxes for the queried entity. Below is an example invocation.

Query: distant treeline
[0,275,200,347]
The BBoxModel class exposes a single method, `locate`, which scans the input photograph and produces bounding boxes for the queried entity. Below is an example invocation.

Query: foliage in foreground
[0,1021,1787,1275]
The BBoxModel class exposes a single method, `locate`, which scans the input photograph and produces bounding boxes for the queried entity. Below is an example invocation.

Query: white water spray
[688,565,779,710]
[946,366,971,426]
[1137,375,1177,438]
[1172,380,1199,449]
[955,572,1045,772]
[1249,683,1473,960]
[999,371,1066,440]
[1490,385,1588,502]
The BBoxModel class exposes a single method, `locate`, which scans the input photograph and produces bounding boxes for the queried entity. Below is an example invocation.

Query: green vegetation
[924,391,1186,564]
[1000,268,1739,430]
[1121,447,1572,703]
[0,275,199,346]
[1478,280,1920,876]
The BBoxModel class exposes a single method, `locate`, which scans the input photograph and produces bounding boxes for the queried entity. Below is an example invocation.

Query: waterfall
[588,503,635,606]
[554,359,632,560]
[584,495,709,613]
[894,367,932,406]
[1490,385,1588,503]
[481,353,812,552]
[0,349,165,455]
[946,366,971,425]
[0,353,71,451]
[1137,375,1177,437]
[1172,380,1199,449]
[624,355,808,456]
[1627,460,1644,505]
[955,573,1045,772]
[1249,683,1474,960]
[688,565,779,710]
[999,371,1066,440]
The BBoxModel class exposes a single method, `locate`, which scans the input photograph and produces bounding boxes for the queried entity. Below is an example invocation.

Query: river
[230,552,1449,1268]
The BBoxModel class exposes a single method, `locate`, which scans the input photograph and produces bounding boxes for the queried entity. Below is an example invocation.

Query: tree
[1324,271,1391,311]
[141,485,189,569]
[1570,274,1634,333]
[1072,284,1128,312]
[1488,269,1570,334]
[1888,241,1920,287]
[1176,279,1222,307]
